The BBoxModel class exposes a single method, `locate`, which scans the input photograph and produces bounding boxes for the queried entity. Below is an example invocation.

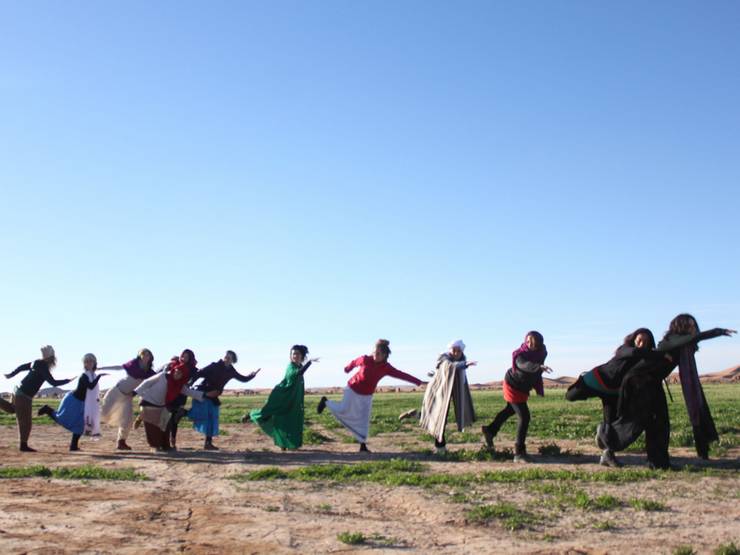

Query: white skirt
[100,375,142,429]
[326,387,373,443]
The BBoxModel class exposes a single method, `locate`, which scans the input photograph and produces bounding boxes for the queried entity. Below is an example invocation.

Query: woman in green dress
[248,345,319,449]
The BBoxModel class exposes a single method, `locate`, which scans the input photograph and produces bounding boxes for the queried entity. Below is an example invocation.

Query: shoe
[204,442,219,451]
[37,405,53,417]
[398,408,419,421]
[117,439,132,451]
[317,396,328,414]
[481,425,494,449]
[240,413,250,424]
[19,443,37,452]
[436,446,447,456]
[513,453,532,464]
[599,449,622,468]
[359,443,370,453]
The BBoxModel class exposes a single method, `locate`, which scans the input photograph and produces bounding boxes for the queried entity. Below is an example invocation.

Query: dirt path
[1,423,738,554]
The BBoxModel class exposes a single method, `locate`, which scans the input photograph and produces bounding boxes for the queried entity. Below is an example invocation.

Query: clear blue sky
[1,1,738,393]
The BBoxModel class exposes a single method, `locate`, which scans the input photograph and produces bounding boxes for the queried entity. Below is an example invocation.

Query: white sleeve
[134,373,160,395]
[182,385,204,402]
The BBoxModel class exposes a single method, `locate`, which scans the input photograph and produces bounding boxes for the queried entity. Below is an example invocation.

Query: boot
[481,425,495,450]
[317,396,328,414]
[204,437,219,451]
[117,439,132,451]
[359,442,370,453]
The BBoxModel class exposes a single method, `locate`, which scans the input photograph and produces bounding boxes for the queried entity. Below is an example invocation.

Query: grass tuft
[629,498,667,512]
[337,531,366,545]
[0,465,147,481]
[466,502,539,530]
[714,542,740,555]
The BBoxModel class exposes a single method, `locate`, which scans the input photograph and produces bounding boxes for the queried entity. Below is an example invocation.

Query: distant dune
[667,365,740,385]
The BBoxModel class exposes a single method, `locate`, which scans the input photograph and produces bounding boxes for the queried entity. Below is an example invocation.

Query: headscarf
[447,340,466,352]
[511,331,548,396]
[165,349,197,404]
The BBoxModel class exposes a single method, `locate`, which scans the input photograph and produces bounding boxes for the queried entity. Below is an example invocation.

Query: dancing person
[481,331,551,463]
[38,353,105,451]
[318,339,423,452]
[1,345,71,452]
[98,348,156,450]
[419,340,477,455]
[565,328,667,467]
[134,352,204,452]
[182,350,259,450]
[249,345,317,450]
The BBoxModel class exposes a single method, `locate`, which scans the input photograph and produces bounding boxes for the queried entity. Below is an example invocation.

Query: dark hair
[180,349,197,367]
[291,345,309,358]
[667,313,700,336]
[665,313,701,352]
[525,331,544,350]
[139,348,154,370]
[226,350,238,363]
[375,339,391,356]
[621,328,656,352]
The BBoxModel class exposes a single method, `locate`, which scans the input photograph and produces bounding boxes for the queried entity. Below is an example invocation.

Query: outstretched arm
[97,365,125,371]
[46,375,72,387]
[4,362,32,380]
[298,358,320,376]
[696,328,736,342]
[659,328,736,352]
[232,368,260,383]
[387,367,423,386]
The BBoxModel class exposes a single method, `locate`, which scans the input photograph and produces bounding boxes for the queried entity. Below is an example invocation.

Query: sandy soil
[0,422,738,554]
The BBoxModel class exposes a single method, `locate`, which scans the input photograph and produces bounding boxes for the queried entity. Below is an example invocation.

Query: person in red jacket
[317,339,423,452]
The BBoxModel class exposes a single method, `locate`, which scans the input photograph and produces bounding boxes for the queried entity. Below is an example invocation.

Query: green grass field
[2,384,738,454]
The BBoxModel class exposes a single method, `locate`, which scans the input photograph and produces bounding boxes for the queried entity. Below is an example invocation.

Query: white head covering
[41,345,55,359]
[448,340,466,352]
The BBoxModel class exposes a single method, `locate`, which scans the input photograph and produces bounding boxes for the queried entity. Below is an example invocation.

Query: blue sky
[1,1,738,393]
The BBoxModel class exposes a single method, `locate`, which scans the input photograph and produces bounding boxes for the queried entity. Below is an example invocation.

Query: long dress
[250,362,307,449]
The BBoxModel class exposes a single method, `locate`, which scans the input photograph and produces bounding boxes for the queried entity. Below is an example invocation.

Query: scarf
[678,344,719,451]
[83,369,101,437]
[123,357,155,380]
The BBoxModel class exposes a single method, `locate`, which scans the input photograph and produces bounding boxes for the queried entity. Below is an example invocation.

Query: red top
[345,355,422,395]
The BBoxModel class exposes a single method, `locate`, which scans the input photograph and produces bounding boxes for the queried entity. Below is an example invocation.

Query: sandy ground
[0,421,738,554]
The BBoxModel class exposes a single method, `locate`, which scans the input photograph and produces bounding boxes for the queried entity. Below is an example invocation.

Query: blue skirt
[53,392,85,435]
[189,398,220,437]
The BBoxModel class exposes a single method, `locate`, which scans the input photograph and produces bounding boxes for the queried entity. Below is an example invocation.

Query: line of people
[1,313,734,469]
